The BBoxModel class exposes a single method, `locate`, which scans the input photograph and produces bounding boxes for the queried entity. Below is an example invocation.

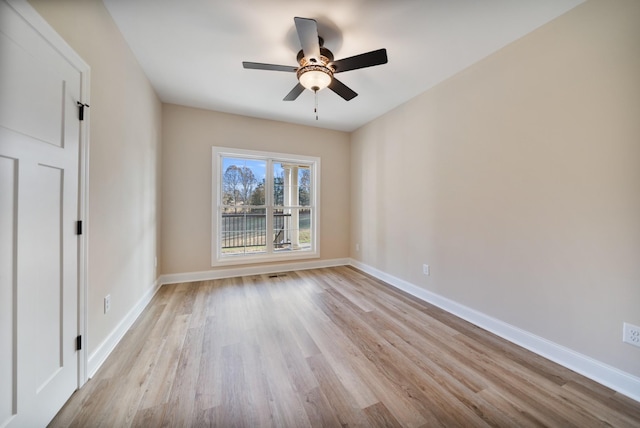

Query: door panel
[0,0,87,426]
[0,31,65,147]
[28,165,64,391]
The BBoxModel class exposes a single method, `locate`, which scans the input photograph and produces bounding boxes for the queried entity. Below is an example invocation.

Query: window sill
[212,250,320,267]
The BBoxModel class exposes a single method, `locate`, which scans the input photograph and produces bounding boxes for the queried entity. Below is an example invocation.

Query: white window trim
[211,146,320,266]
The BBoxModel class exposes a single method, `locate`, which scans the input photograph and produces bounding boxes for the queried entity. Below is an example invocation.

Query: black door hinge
[76,220,83,235]
[76,335,82,351]
[77,102,89,121]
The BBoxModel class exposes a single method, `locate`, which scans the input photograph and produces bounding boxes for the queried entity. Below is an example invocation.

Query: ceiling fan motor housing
[296,42,334,65]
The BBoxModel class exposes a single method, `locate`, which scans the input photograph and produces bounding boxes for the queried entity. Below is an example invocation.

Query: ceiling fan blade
[283,83,305,101]
[328,78,358,101]
[330,48,388,73]
[294,17,320,59]
[242,61,297,72]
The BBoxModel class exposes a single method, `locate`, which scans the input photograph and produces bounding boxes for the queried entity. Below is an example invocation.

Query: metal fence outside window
[221,212,291,249]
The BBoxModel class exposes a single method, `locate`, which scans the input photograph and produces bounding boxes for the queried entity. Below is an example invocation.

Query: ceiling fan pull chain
[314,89,319,120]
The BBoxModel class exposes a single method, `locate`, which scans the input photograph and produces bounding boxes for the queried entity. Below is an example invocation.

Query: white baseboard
[349,259,640,403]
[87,278,162,378]
[159,257,351,285]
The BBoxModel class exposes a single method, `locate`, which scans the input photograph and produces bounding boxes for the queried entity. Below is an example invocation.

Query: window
[212,147,320,265]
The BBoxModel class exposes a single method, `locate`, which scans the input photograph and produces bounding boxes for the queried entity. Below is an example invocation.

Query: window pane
[273,207,312,252]
[298,166,311,207]
[222,157,266,207]
[298,208,312,246]
[274,163,312,207]
[273,162,285,206]
[273,208,288,249]
[221,207,266,255]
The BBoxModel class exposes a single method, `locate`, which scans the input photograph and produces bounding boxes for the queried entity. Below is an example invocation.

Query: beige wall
[351,0,640,376]
[29,0,163,356]
[161,104,350,274]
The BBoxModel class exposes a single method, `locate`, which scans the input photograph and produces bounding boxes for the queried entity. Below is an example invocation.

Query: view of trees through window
[219,155,313,257]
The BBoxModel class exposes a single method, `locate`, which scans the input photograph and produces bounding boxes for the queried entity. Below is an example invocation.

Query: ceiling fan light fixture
[297,65,333,92]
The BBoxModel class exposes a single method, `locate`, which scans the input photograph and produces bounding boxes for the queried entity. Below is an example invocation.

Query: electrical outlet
[423,264,430,276]
[355,243,360,252]
[623,323,640,348]
[104,295,111,314]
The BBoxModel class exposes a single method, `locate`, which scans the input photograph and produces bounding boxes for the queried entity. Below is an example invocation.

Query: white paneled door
[0,1,88,426]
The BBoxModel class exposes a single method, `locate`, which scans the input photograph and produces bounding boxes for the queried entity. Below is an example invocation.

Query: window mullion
[265,158,274,254]
[214,152,223,262]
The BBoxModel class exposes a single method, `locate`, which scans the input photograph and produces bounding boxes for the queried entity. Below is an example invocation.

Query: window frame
[211,146,320,266]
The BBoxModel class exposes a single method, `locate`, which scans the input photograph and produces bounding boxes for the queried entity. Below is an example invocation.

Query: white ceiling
[102,0,584,132]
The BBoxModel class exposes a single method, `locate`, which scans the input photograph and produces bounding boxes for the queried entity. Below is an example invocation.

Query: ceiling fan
[242,17,388,102]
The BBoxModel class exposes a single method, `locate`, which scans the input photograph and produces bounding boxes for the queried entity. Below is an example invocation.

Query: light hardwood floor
[50,266,640,427]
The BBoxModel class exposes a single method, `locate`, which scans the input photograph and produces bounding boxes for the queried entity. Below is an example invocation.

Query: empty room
[1,0,639,426]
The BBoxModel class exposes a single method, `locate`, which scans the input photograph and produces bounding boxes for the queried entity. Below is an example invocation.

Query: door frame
[7,0,91,388]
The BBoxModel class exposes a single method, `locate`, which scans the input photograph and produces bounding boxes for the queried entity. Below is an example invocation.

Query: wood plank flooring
[50,266,640,427]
